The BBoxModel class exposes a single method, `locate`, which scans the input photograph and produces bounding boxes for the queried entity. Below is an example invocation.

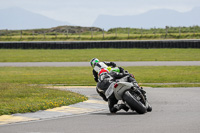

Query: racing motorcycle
[105,74,152,114]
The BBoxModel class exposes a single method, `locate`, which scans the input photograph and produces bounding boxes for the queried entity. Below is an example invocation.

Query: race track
[0,87,200,133]
[0,61,200,67]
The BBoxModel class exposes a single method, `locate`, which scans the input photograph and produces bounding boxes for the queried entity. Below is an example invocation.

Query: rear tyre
[123,90,147,114]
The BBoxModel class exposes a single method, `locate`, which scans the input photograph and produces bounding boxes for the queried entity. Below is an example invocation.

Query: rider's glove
[110,62,116,67]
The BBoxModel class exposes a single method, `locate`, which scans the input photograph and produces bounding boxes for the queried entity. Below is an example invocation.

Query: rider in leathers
[90,58,124,101]
[97,68,132,113]
[90,58,117,83]
[90,58,146,113]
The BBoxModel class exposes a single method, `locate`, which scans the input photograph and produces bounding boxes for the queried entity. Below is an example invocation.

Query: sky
[0,0,200,26]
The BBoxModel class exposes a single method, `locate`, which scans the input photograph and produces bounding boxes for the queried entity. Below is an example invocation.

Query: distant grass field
[0,49,200,62]
[0,83,87,115]
[0,33,200,41]
[1,26,200,41]
[0,66,199,86]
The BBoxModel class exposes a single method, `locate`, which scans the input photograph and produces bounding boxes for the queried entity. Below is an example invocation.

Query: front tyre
[123,90,147,114]
[146,101,152,112]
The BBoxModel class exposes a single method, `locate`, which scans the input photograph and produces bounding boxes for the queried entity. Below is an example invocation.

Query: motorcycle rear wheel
[123,90,147,114]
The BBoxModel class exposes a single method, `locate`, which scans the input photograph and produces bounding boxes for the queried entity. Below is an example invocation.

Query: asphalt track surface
[0,61,200,67]
[0,87,200,133]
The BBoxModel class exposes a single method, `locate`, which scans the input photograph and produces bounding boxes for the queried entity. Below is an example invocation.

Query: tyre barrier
[0,40,200,49]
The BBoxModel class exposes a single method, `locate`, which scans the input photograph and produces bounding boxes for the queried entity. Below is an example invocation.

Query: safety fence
[0,40,199,49]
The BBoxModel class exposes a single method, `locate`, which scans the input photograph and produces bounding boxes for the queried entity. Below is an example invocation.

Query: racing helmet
[90,58,99,68]
[98,68,111,81]
[98,68,109,76]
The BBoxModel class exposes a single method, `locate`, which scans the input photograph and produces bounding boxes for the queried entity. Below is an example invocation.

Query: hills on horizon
[0,7,70,30]
[0,7,200,30]
[93,7,200,30]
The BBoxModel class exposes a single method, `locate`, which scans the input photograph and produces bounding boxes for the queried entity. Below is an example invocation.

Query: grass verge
[0,83,88,115]
[0,66,199,115]
[0,66,199,86]
[0,49,200,62]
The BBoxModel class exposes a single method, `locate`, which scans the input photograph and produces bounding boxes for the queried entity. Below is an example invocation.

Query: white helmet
[90,58,99,68]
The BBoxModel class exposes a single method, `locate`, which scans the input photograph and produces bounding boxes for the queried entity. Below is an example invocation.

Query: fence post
[43,31,46,39]
[55,32,57,38]
[66,29,68,38]
[115,28,117,37]
[128,28,130,39]
[165,26,169,39]
[32,31,35,37]
[193,27,195,34]
[165,26,168,35]
[79,29,81,38]
[91,28,93,38]
[5,29,8,37]
[20,30,22,39]
[103,29,104,39]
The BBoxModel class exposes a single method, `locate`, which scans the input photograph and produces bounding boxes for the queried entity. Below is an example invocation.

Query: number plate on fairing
[105,82,114,98]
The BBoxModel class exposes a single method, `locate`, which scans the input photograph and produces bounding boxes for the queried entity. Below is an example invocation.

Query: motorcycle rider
[90,58,150,113]
[97,68,130,113]
[90,58,125,101]
[90,58,117,82]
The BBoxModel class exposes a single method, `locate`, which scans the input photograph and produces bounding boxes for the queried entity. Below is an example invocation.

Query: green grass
[0,33,200,41]
[0,83,88,115]
[0,66,199,115]
[0,66,199,86]
[0,49,200,62]
[125,66,200,84]
[0,32,200,41]
[1,48,200,115]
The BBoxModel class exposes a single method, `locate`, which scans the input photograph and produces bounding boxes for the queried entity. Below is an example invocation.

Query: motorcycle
[104,75,152,114]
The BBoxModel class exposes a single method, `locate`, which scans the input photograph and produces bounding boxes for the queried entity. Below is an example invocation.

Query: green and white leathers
[94,62,108,75]
[107,67,120,73]
[90,58,120,75]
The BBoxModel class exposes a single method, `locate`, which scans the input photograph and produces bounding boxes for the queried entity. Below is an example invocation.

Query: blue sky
[0,0,200,26]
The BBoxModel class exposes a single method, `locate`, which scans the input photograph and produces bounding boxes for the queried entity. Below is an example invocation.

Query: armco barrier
[0,40,200,49]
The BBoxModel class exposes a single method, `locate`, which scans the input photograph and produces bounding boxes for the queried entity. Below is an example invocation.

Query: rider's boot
[114,104,129,112]
[121,104,129,112]
[140,87,152,112]
[139,87,147,100]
